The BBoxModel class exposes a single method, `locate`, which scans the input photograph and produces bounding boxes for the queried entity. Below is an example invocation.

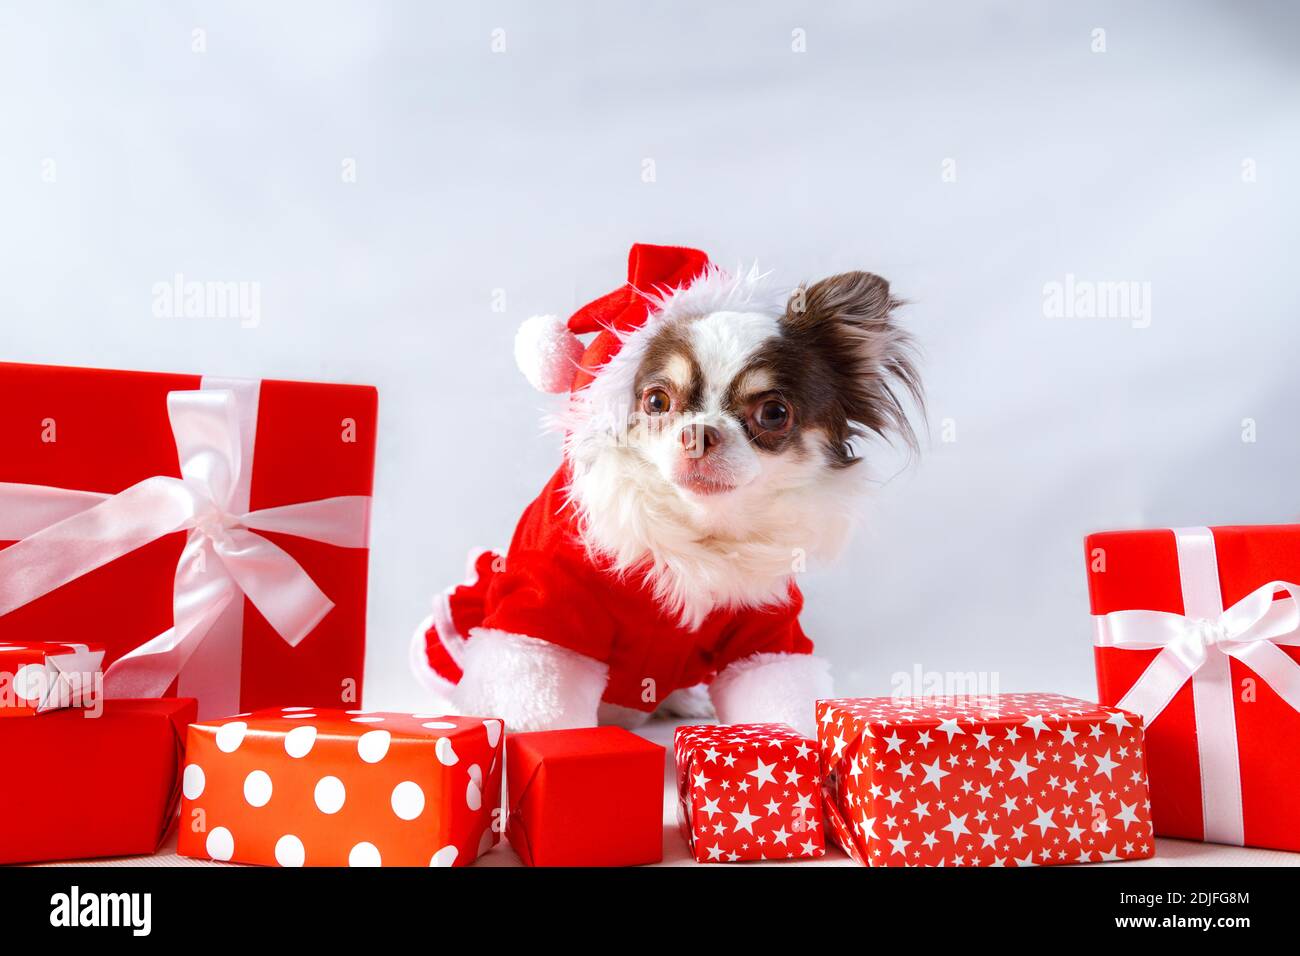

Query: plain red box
[0,697,196,864]
[506,726,664,866]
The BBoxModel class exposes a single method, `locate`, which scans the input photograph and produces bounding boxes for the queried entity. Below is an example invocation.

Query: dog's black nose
[680,423,723,459]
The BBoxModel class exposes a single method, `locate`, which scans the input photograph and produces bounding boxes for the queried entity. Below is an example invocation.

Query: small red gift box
[674,723,824,862]
[0,362,377,719]
[0,697,196,864]
[818,694,1154,867]
[1086,524,1300,851]
[178,709,504,867]
[506,727,664,867]
[0,641,104,716]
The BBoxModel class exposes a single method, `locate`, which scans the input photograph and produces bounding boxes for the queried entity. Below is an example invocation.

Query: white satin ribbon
[0,386,370,715]
[1092,527,1300,845]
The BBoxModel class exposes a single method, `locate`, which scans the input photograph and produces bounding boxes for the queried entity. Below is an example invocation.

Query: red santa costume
[411,244,822,721]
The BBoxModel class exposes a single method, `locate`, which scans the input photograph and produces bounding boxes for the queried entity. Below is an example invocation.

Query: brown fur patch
[630,273,921,466]
[633,323,704,412]
[776,271,923,466]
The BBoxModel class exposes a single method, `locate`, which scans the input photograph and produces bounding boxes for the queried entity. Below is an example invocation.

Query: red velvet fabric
[424,464,813,712]
[567,243,710,392]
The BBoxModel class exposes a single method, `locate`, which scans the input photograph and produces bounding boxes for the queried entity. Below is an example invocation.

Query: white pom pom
[514,314,584,393]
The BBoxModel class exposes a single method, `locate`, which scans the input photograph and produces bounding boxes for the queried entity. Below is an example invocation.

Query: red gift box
[178,709,503,867]
[0,697,196,863]
[506,727,664,867]
[1086,524,1300,851]
[674,723,824,862]
[0,362,377,718]
[0,641,104,716]
[818,694,1154,867]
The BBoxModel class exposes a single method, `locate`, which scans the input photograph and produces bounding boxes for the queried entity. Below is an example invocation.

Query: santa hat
[514,243,711,393]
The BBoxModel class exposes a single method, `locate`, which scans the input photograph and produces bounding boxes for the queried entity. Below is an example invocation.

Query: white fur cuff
[452,629,609,732]
[709,653,832,737]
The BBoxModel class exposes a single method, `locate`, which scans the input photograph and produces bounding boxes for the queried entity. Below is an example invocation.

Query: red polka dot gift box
[0,697,196,864]
[506,727,664,867]
[674,723,825,863]
[0,641,104,717]
[817,694,1155,867]
[178,708,504,867]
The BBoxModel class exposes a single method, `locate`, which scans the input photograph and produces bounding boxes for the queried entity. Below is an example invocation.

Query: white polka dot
[351,716,384,723]
[466,763,483,811]
[422,720,457,730]
[314,775,346,814]
[283,725,317,758]
[435,737,459,766]
[391,781,426,820]
[483,719,502,748]
[12,663,47,703]
[206,827,234,861]
[214,721,248,753]
[182,764,205,800]
[412,713,447,720]
[281,706,313,712]
[283,713,316,719]
[274,834,305,867]
[429,845,458,867]
[357,729,391,763]
[243,770,273,808]
[348,842,382,867]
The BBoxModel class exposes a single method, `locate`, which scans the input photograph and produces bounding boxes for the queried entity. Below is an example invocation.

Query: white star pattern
[676,723,825,863]
[816,694,1153,868]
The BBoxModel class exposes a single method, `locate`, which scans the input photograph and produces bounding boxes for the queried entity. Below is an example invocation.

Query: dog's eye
[753,399,791,432]
[642,387,672,415]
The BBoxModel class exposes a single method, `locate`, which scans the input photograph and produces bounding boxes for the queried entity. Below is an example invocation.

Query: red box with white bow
[506,727,664,867]
[817,694,1155,867]
[0,641,104,716]
[0,697,196,864]
[0,362,377,719]
[674,723,824,862]
[178,709,504,867]
[1086,524,1300,851]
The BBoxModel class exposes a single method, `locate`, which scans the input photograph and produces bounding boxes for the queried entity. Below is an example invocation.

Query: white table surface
[37,717,1300,869]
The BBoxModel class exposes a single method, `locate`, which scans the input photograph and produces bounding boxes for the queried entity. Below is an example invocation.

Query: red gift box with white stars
[674,723,825,863]
[817,694,1154,867]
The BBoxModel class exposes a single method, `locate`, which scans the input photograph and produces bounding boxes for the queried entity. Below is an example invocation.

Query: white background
[3,1,1298,713]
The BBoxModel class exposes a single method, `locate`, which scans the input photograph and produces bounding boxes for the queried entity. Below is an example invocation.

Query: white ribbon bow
[1095,579,1300,722]
[0,389,370,703]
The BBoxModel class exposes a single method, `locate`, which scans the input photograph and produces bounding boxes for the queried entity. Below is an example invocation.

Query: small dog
[412,243,920,734]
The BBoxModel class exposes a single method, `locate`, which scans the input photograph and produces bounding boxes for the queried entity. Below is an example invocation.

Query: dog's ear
[782,271,923,454]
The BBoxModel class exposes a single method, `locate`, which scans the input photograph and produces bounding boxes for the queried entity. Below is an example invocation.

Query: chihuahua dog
[411,244,920,734]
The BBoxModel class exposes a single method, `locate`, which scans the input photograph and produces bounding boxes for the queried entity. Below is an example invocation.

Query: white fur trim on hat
[515,314,585,393]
